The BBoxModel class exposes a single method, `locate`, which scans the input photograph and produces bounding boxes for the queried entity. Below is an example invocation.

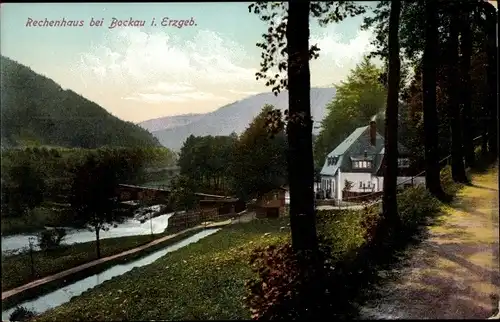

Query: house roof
[320,125,410,176]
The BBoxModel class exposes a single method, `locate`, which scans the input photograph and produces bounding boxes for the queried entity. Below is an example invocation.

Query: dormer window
[352,160,372,169]
[327,156,339,166]
[398,158,410,168]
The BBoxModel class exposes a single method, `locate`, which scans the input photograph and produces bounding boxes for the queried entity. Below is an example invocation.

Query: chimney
[369,120,377,146]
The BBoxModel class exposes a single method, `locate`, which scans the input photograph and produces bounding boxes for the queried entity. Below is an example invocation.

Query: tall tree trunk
[286,0,318,255]
[449,8,468,183]
[423,0,447,200]
[382,0,402,230]
[459,8,475,168]
[483,2,498,160]
[95,225,101,259]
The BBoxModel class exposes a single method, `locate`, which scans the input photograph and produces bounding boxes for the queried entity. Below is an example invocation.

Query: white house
[319,121,426,201]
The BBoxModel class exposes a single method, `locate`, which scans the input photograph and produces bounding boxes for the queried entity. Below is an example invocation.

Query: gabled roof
[330,126,369,155]
[320,125,410,176]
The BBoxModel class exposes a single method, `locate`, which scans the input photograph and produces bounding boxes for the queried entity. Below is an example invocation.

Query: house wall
[319,176,336,199]
[336,170,342,200]
[341,172,377,193]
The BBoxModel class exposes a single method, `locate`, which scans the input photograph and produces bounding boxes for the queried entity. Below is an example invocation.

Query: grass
[2,233,161,292]
[31,219,290,321]
[32,210,375,321]
[30,165,488,321]
[2,229,206,312]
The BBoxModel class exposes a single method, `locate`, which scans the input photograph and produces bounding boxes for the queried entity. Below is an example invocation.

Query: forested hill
[0,56,161,149]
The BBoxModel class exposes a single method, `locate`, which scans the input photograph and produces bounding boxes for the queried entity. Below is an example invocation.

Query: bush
[9,306,36,321]
[37,228,66,252]
[244,240,337,320]
[397,185,440,231]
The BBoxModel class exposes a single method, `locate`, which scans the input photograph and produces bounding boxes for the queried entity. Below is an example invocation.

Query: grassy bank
[31,166,470,321]
[32,219,290,321]
[2,228,205,311]
[2,233,159,292]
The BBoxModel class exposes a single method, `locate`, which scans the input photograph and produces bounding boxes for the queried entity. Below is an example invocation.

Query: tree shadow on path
[359,165,499,320]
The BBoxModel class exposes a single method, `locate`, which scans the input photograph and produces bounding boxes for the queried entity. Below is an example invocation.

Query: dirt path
[360,165,499,319]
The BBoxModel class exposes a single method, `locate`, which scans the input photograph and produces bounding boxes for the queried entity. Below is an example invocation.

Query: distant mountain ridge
[0,56,161,149]
[139,87,336,151]
[139,113,205,132]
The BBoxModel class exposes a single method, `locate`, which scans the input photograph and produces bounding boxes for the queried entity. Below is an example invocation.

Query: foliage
[168,175,198,211]
[248,2,366,96]
[0,56,160,149]
[231,105,288,200]
[1,146,174,234]
[343,180,354,192]
[363,0,492,168]
[9,306,37,322]
[69,152,126,258]
[177,106,288,201]
[313,57,387,166]
[177,134,237,194]
[37,228,67,252]
[1,234,157,292]
[397,185,441,230]
[244,239,335,320]
[1,158,45,218]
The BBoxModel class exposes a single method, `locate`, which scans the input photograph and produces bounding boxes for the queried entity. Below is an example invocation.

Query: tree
[382,0,402,230]
[481,1,498,160]
[168,175,197,212]
[178,135,237,194]
[343,179,353,192]
[1,160,45,218]
[422,0,448,201]
[231,105,288,200]
[448,5,469,183]
[314,57,387,167]
[250,1,366,256]
[281,0,318,255]
[459,5,475,168]
[70,153,122,259]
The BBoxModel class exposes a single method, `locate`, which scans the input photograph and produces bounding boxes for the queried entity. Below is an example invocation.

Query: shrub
[9,306,37,321]
[397,185,440,231]
[360,207,381,244]
[37,228,66,252]
[244,240,338,320]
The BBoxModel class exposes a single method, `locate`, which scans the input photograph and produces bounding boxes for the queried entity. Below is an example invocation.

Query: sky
[0,2,379,123]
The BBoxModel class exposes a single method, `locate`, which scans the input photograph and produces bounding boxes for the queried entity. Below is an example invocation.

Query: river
[1,205,174,255]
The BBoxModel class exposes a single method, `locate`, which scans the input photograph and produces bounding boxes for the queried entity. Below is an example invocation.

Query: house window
[353,160,372,169]
[398,158,410,168]
[327,156,339,166]
[359,181,363,188]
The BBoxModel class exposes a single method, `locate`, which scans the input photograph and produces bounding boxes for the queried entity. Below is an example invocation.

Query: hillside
[145,87,336,151]
[139,113,205,132]
[0,56,160,149]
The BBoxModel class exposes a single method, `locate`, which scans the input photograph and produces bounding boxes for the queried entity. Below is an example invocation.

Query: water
[1,205,175,255]
[1,228,221,321]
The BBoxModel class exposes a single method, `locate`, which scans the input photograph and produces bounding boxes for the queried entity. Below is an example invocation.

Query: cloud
[123,91,228,103]
[73,29,258,91]
[310,25,377,85]
[72,20,377,105]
